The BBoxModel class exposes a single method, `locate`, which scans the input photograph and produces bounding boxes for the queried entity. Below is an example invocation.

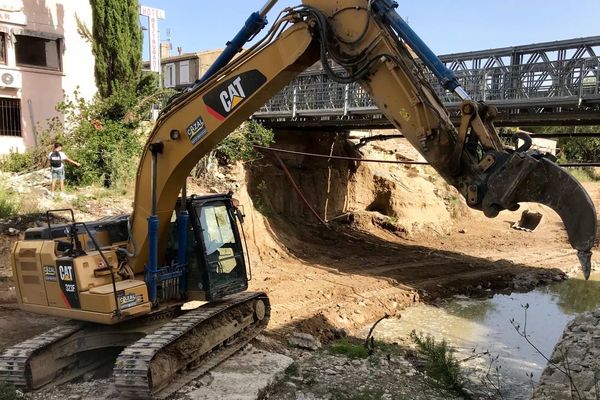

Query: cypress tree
[90,0,142,98]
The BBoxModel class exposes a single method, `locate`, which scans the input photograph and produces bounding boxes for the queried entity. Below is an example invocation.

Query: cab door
[193,199,248,300]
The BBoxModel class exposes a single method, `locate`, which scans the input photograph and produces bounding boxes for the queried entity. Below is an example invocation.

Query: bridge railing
[256,57,600,118]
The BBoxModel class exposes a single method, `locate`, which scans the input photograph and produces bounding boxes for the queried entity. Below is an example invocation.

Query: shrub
[0,150,34,174]
[0,184,18,218]
[285,363,300,377]
[326,338,370,359]
[42,84,173,187]
[0,382,21,400]
[410,330,469,398]
[250,180,274,216]
[559,136,600,164]
[567,167,599,183]
[60,112,144,186]
[216,120,275,164]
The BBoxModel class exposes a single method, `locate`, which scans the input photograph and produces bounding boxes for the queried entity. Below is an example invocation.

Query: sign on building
[0,0,27,25]
[139,5,165,75]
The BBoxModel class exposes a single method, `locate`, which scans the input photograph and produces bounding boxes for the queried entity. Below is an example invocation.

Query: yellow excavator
[2,0,597,398]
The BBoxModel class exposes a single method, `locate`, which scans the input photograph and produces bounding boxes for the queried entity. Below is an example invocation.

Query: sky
[139,0,600,60]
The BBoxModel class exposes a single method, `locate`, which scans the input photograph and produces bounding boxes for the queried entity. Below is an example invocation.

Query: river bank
[533,307,600,399]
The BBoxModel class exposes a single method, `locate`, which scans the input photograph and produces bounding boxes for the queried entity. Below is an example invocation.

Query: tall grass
[0,184,18,218]
[410,330,470,398]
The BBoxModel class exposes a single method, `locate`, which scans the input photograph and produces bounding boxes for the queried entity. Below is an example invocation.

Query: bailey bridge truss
[254,36,600,129]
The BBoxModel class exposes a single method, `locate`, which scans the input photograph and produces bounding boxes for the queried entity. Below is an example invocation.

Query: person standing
[48,142,80,197]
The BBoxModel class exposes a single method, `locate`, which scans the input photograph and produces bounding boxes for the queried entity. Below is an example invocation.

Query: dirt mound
[193,133,470,270]
[244,134,465,239]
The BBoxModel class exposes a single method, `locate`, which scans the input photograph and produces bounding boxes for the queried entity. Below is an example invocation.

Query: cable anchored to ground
[254,145,600,168]
[253,145,429,165]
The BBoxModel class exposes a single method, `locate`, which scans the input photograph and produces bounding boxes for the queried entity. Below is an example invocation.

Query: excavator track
[0,307,185,392]
[113,291,271,399]
[0,322,84,389]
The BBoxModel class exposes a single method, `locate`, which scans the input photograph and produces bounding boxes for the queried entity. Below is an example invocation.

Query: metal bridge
[254,36,600,129]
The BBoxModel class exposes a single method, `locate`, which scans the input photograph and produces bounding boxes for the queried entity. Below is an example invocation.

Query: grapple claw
[577,251,593,280]
[481,153,597,274]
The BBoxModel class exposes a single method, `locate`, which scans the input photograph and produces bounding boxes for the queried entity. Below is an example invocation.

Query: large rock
[287,332,322,351]
[532,308,600,399]
[185,347,293,400]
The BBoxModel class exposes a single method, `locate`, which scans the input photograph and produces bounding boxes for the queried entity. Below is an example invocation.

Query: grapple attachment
[481,152,597,280]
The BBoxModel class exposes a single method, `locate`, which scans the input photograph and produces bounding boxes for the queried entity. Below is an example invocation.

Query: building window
[180,61,190,85]
[0,98,22,137]
[15,35,61,70]
[0,33,6,65]
[164,63,175,88]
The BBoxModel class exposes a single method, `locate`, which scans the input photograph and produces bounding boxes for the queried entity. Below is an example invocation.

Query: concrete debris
[30,379,116,400]
[182,347,293,400]
[6,227,19,236]
[4,169,51,193]
[270,349,462,400]
[287,332,322,351]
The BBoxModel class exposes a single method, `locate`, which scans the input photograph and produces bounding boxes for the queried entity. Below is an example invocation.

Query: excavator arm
[129,0,596,280]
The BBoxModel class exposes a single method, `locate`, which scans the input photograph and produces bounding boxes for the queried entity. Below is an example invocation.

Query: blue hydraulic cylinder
[146,215,159,303]
[192,11,268,88]
[176,210,189,293]
[371,0,462,92]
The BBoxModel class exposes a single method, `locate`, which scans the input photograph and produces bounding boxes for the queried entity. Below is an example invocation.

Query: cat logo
[220,77,246,113]
[59,264,74,282]
[204,70,267,121]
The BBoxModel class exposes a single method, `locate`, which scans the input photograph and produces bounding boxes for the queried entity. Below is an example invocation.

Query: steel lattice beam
[255,36,600,129]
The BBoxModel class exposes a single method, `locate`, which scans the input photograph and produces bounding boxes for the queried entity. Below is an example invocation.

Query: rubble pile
[533,308,600,399]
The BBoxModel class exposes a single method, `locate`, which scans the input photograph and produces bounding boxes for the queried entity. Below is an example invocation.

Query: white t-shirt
[48,151,68,169]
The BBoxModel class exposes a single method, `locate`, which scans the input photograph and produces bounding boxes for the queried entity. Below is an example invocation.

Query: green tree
[90,0,142,98]
[216,121,275,164]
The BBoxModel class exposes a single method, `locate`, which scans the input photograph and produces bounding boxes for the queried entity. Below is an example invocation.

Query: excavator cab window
[191,198,248,300]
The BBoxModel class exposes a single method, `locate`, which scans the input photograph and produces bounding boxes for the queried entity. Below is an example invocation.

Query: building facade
[0,0,96,155]
[161,50,224,90]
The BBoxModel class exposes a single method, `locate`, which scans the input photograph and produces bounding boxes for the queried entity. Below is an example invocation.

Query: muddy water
[370,273,600,399]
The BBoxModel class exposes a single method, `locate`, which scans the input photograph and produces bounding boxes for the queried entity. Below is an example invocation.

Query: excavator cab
[10,193,251,325]
[169,193,249,302]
